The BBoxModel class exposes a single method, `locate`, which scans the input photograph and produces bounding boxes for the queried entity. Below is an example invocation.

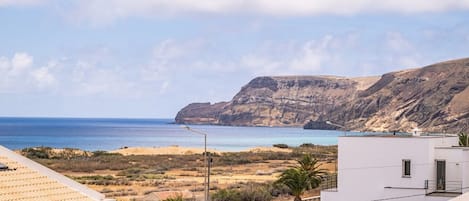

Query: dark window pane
[404,160,411,176]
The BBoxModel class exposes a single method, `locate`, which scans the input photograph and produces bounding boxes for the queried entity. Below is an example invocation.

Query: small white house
[321,133,469,201]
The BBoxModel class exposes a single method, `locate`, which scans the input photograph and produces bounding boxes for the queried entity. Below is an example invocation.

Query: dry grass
[21,145,337,201]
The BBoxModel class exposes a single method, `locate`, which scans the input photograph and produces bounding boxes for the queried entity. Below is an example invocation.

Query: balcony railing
[425,180,463,194]
[302,196,320,201]
[320,174,337,192]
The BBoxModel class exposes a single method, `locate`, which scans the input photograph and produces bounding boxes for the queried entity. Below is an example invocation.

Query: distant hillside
[175,58,469,133]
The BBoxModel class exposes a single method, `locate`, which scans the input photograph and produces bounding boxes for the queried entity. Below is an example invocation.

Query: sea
[0,117,345,151]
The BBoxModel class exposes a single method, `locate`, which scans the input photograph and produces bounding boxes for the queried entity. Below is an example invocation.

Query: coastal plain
[19,145,337,201]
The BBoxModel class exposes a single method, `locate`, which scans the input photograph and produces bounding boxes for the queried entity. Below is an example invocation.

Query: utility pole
[181,126,210,201]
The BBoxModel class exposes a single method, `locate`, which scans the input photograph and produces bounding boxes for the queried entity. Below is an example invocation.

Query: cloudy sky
[1,0,469,118]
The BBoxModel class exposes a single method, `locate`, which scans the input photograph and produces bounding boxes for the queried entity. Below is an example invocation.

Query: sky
[1,0,469,118]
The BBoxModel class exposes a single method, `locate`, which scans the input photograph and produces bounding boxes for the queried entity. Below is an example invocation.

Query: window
[402,159,411,177]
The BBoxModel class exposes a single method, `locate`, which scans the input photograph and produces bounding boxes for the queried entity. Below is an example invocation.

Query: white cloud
[143,37,337,77]
[140,35,364,78]
[31,67,56,88]
[0,32,428,98]
[0,56,10,71]
[68,60,138,97]
[65,0,469,24]
[152,40,184,61]
[142,39,215,81]
[0,0,43,7]
[159,81,170,94]
[0,52,36,92]
[3,53,59,92]
[289,36,335,72]
[10,52,33,75]
[385,32,413,52]
[241,55,282,76]
[0,52,138,96]
[141,41,176,82]
[31,61,57,89]
[384,32,421,68]
[241,35,343,75]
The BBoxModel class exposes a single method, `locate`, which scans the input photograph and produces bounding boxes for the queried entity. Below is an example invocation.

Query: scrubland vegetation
[20,144,337,200]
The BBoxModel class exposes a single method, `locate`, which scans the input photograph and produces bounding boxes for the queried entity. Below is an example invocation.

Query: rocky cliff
[175,58,469,133]
[176,75,375,126]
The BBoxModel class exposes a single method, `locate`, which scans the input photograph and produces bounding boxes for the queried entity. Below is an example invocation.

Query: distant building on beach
[0,145,114,201]
[321,132,469,201]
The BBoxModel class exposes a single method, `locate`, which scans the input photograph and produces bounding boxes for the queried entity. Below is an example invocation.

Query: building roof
[435,146,469,150]
[0,145,112,201]
[341,133,458,139]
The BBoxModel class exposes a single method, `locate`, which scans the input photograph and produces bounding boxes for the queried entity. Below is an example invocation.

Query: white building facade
[321,134,469,201]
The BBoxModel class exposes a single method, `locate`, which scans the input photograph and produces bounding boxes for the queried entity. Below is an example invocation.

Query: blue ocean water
[0,117,342,151]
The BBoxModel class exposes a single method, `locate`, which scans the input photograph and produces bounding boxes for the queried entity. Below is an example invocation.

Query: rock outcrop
[332,58,469,133]
[176,76,374,127]
[176,58,469,133]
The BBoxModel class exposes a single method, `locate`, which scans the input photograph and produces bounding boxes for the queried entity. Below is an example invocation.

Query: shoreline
[110,145,293,155]
[16,143,340,155]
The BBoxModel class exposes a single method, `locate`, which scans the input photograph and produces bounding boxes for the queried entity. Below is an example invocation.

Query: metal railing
[425,180,463,194]
[320,174,337,192]
[302,196,320,201]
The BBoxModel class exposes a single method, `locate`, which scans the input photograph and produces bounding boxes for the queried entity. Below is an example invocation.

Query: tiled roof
[0,145,111,201]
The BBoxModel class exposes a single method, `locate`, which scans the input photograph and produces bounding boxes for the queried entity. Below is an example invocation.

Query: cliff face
[176,75,379,126]
[333,59,469,133]
[174,102,229,125]
[175,58,469,133]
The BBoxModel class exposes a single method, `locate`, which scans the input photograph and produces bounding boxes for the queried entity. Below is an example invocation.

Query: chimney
[412,127,421,136]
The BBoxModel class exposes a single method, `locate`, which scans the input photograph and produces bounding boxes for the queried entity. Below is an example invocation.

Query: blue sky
[1,0,469,118]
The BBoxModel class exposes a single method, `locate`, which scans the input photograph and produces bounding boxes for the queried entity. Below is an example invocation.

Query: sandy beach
[110,145,292,156]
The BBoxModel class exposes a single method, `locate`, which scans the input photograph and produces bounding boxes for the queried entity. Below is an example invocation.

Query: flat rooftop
[340,133,458,138]
[435,146,469,150]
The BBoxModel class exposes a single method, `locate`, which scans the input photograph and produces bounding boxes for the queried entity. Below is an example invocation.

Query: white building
[321,133,469,201]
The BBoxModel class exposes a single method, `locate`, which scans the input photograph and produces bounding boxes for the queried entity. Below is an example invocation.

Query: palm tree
[458,132,469,147]
[276,154,325,201]
[277,168,309,201]
[297,154,325,184]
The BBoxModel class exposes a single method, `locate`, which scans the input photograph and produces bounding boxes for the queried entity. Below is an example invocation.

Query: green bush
[268,182,291,196]
[92,150,113,157]
[163,194,184,201]
[212,189,241,201]
[299,143,315,148]
[21,147,52,159]
[239,186,272,201]
[212,185,273,201]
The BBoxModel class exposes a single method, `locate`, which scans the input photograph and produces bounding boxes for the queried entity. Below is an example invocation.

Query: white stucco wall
[463,150,469,193]
[321,136,458,201]
[435,148,469,194]
[435,148,463,193]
